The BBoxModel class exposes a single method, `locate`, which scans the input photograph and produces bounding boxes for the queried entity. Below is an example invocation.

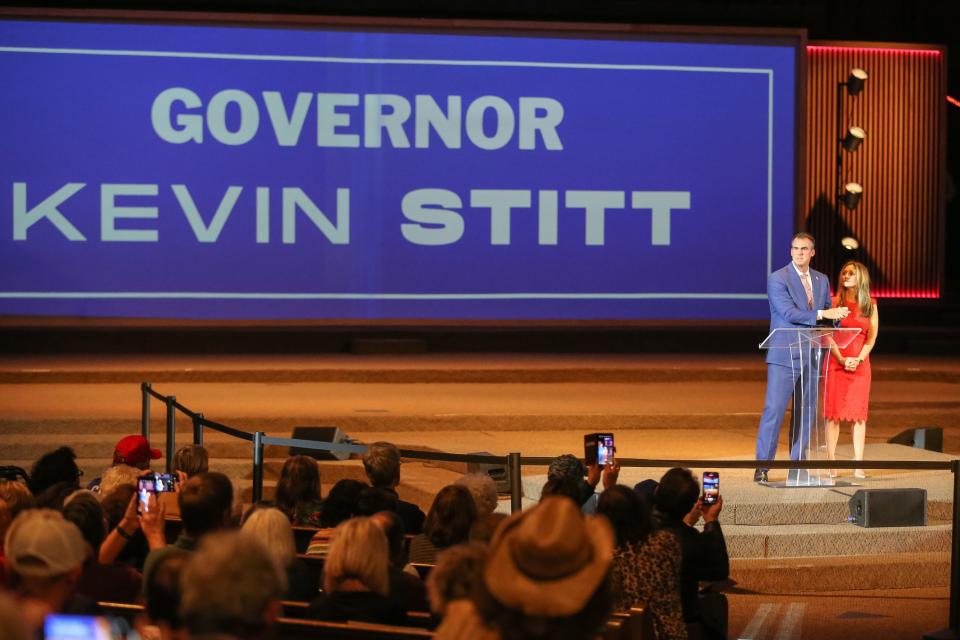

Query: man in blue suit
[754,232,849,483]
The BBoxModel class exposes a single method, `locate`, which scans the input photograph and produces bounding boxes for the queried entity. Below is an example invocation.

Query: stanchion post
[164,396,176,474]
[252,431,264,504]
[141,382,151,440]
[508,452,522,513]
[193,413,204,447]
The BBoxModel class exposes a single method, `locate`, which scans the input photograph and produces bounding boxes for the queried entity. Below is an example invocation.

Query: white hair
[455,473,498,516]
[241,507,296,570]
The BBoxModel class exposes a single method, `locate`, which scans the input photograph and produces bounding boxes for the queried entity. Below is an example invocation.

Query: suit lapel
[785,266,807,309]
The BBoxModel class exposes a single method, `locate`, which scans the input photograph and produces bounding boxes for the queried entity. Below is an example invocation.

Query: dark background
[2,0,957,354]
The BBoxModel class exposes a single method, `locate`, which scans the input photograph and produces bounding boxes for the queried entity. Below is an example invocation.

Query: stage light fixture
[841,236,860,251]
[842,127,866,152]
[842,182,863,210]
[847,68,868,95]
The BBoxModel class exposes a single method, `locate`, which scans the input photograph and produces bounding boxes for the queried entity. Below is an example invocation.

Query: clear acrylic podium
[759,327,861,487]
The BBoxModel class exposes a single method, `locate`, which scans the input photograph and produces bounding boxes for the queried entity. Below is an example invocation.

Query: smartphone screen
[702,471,719,505]
[44,614,114,640]
[597,434,615,466]
[137,476,154,513]
[153,473,177,493]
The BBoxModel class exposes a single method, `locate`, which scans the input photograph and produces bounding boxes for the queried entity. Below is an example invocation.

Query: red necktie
[800,273,813,310]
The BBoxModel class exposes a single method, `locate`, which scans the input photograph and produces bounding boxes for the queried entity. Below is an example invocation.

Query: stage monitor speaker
[887,427,943,452]
[289,426,351,461]
[467,452,513,495]
[848,488,927,528]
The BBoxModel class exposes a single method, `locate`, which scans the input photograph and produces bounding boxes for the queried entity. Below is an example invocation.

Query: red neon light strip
[807,45,941,56]
[873,289,940,299]
[948,96,960,108]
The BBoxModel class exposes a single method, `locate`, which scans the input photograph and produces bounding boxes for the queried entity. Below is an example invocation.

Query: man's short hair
[179,472,234,537]
[62,491,107,554]
[792,231,815,247]
[362,442,401,488]
[654,467,700,520]
[180,532,286,638]
[547,454,586,481]
[145,551,189,629]
[174,445,209,478]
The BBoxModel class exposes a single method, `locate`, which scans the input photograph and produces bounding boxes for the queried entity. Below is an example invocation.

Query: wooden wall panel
[804,44,945,298]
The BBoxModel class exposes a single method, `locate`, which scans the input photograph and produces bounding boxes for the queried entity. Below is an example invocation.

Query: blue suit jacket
[765,263,832,367]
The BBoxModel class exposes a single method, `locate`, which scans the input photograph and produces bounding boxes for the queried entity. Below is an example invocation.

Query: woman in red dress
[824,261,879,478]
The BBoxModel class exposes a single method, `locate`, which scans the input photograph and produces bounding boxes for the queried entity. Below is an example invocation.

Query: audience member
[99,484,149,570]
[546,453,620,514]
[0,591,30,640]
[180,531,286,640]
[87,435,162,493]
[597,485,686,640]
[142,471,234,582]
[4,509,99,632]
[540,474,584,504]
[241,506,317,601]
[427,542,488,617]
[435,496,614,640]
[61,491,142,603]
[34,480,80,510]
[362,441,426,534]
[633,479,659,510]
[409,484,478,564]
[469,512,509,544]
[308,516,407,625]
[354,486,400,516]
[96,464,141,500]
[455,472,499,517]
[305,478,367,557]
[370,510,430,613]
[0,480,34,588]
[139,551,189,640]
[28,446,81,496]
[275,455,324,527]
[173,444,209,478]
[654,467,730,640]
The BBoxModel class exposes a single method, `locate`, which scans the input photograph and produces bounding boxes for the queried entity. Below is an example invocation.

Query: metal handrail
[140,381,958,635]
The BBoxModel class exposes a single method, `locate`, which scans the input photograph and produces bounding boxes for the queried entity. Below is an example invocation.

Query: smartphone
[584,433,615,466]
[138,473,177,513]
[44,614,114,640]
[702,471,720,505]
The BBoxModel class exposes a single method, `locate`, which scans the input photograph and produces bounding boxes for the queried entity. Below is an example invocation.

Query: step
[724,522,953,559]
[729,552,951,593]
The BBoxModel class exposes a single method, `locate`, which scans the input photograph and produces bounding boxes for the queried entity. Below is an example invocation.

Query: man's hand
[601,459,621,491]
[586,463,602,489]
[822,307,850,320]
[701,495,723,523]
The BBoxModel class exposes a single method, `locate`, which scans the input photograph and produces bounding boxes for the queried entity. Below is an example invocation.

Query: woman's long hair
[835,260,873,316]
[275,455,321,524]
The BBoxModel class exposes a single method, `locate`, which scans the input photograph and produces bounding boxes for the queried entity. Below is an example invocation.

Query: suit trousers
[755,358,819,465]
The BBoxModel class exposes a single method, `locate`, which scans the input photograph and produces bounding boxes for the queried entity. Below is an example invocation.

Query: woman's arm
[856,303,879,362]
[99,493,140,564]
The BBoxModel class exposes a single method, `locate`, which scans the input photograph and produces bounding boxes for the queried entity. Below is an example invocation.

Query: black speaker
[848,488,927,528]
[887,427,943,452]
[467,452,512,494]
[289,426,351,461]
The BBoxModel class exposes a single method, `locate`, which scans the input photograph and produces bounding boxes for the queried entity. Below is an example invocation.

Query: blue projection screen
[0,19,798,321]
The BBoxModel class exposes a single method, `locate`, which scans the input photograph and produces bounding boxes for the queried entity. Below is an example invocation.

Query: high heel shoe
[853,470,868,479]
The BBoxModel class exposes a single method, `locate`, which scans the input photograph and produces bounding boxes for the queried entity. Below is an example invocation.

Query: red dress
[823,298,874,421]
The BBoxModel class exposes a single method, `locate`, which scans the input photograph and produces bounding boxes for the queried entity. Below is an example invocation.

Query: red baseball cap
[113,435,162,466]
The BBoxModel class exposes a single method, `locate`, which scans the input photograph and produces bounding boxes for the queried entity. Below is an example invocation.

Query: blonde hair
[323,517,389,596]
[836,260,873,316]
[98,464,140,500]
[241,507,296,570]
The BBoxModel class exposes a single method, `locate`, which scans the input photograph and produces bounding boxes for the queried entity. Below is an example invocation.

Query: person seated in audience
[275,455,324,527]
[305,478,367,557]
[362,441,426,534]
[546,453,620,514]
[138,552,189,640]
[370,510,430,613]
[654,467,729,640]
[597,485,686,640]
[142,471,235,582]
[427,542,488,618]
[455,472,499,518]
[354,485,401,516]
[34,481,81,510]
[61,490,142,603]
[28,446,82,497]
[409,484,478,565]
[469,512,508,544]
[241,506,317,601]
[0,479,34,586]
[0,591,30,640]
[179,532,286,640]
[98,484,149,571]
[434,495,614,640]
[633,478,659,510]
[308,516,408,625]
[174,444,209,478]
[88,435,163,493]
[96,464,141,501]
[4,509,100,635]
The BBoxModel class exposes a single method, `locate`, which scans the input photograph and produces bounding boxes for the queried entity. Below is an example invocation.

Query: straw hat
[484,496,613,617]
